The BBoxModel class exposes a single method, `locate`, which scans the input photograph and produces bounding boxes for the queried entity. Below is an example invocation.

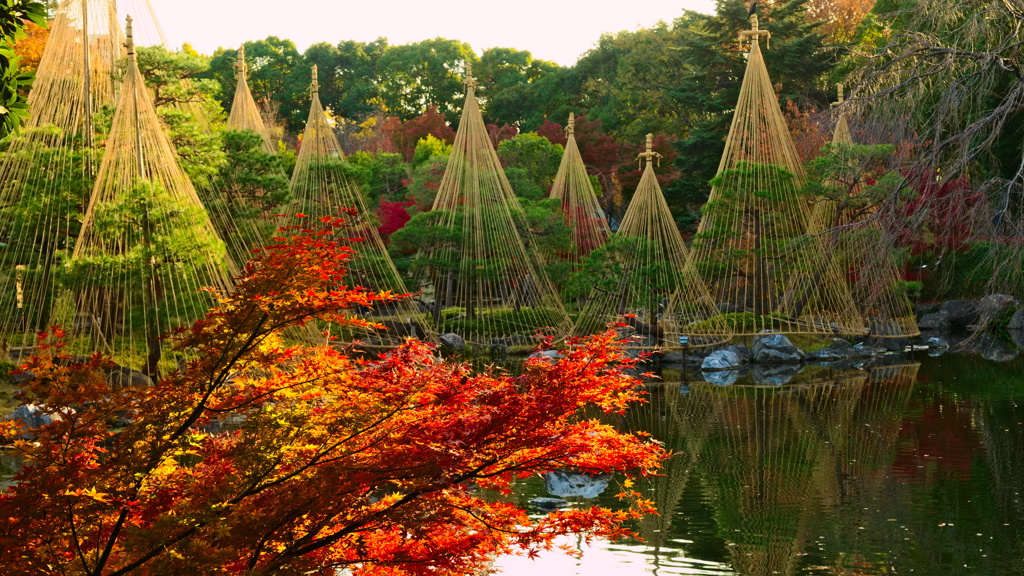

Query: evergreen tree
[666,0,837,230]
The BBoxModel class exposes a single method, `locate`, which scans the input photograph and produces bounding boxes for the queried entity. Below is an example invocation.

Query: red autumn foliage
[0,216,664,576]
[616,133,680,194]
[486,123,518,149]
[390,106,456,161]
[894,171,984,255]
[537,115,624,190]
[375,199,415,237]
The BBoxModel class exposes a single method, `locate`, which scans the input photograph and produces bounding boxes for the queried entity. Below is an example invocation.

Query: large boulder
[106,366,154,388]
[438,333,465,353]
[918,312,951,331]
[701,348,744,371]
[544,471,612,498]
[1007,308,1024,330]
[940,299,980,329]
[9,404,63,438]
[752,334,804,364]
[702,368,743,387]
[977,334,1020,362]
[978,294,1019,327]
[751,363,801,386]
[806,338,861,360]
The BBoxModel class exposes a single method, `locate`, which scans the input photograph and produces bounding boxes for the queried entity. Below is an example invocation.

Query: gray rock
[701,349,743,371]
[915,303,940,317]
[869,337,910,352]
[106,366,153,388]
[725,344,753,364]
[977,334,1020,362]
[530,497,570,511]
[940,299,980,329]
[978,294,1018,326]
[806,338,858,360]
[702,368,742,386]
[752,334,805,364]
[528,349,564,360]
[544,471,612,498]
[10,404,61,434]
[853,342,885,357]
[918,312,951,331]
[1007,309,1024,330]
[926,336,949,351]
[751,363,802,386]
[438,333,465,352]
[1009,330,1024,350]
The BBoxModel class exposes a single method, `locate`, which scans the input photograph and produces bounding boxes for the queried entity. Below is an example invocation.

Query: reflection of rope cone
[630,383,718,551]
[811,363,919,572]
[701,374,868,576]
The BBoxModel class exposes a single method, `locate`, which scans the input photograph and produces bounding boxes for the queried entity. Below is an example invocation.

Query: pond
[494,345,1024,576]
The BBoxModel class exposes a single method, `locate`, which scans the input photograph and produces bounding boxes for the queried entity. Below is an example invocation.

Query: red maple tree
[0,216,664,575]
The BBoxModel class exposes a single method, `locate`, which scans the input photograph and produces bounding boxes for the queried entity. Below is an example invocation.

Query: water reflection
[503,355,1024,576]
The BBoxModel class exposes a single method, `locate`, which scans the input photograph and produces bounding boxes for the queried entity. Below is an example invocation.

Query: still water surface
[496,351,1024,576]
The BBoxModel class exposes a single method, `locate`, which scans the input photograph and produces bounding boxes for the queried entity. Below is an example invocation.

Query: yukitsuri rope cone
[201,45,287,268]
[419,63,572,351]
[571,135,730,350]
[61,17,234,377]
[227,45,274,153]
[702,376,865,576]
[549,113,610,265]
[289,66,434,348]
[0,0,123,356]
[805,86,919,338]
[689,15,865,337]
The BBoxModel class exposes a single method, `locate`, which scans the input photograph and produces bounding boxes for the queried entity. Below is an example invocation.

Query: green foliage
[519,197,572,288]
[344,151,408,205]
[0,0,47,139]
[503,167,542,201]
[376,38,476,125]
[667,0,835,221]
[411,134,451,167]
[475,47,562,127]
[206,38,308,132]
[129,45,228,190]
[566,234,677,308]
[405,156,448,208]
[62,179,227,334]
[206,129,291,259]
[497,132,563,192]
[440,306,565,338]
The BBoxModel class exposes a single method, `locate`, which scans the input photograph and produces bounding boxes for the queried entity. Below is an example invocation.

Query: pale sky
[140,0,716,66]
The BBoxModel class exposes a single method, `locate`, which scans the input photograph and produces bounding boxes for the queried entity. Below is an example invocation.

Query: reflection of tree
[627,382,719,558]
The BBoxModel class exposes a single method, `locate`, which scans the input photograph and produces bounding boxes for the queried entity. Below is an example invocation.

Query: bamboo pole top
[739,14,771,49]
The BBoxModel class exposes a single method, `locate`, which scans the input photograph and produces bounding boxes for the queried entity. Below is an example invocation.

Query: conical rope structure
[61,17,234,377]
[289,66,435,348]
[806,86,919,338]
[690,16,865,337]
[571,135,731,350]
[201,45,286,269]
[549,113,610,265]
[0,0,123,355]
[416,64,572,351]
[226,45,274,153]
[701,376,864,576]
